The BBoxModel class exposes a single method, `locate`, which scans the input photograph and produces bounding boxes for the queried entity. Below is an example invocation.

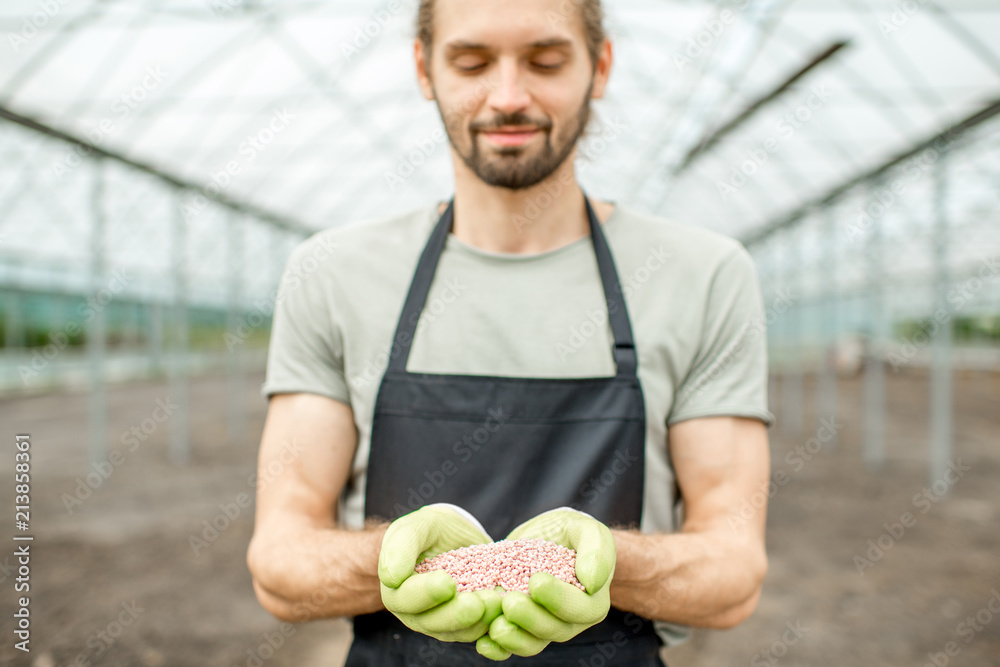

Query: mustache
[469,115,553,132]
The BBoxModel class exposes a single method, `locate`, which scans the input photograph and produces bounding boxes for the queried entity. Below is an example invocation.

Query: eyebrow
[444,38,574,54]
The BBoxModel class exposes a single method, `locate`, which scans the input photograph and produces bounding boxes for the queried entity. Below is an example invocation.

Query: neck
[440,154,616,255]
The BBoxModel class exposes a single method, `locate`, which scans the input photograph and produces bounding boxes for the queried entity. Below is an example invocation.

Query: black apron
[346,193,666,666]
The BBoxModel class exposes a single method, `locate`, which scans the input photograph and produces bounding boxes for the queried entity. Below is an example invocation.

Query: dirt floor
[0,367,998,666]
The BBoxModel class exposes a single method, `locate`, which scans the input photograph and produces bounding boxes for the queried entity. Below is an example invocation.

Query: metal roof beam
[740,96,1000,248]
[0,104,314,235]
[676,39,850,172]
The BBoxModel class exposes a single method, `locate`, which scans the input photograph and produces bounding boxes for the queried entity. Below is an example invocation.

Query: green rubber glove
[485,508,616,657]
[476,631,514,661]
[379,504,501,643]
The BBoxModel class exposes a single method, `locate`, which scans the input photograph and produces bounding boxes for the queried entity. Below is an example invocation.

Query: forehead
[432,0,585,49]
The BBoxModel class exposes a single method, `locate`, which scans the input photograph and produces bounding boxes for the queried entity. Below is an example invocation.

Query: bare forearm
[248,522,389,622]
[609,529,766,628]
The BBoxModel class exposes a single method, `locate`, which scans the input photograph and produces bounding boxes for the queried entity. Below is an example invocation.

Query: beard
[437,79,595,191]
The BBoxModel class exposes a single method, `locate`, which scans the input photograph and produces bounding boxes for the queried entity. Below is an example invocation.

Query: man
[248,0,773,664]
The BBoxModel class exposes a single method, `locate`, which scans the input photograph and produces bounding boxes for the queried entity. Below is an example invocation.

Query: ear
[591,38,613,100]
[415,39,435,100]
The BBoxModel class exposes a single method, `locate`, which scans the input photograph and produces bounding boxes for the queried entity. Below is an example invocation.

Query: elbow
[252,579,308,623]
[246,535,272,594]
[705,547,768,630]
[704,587,762,629]
[247,537,308,623]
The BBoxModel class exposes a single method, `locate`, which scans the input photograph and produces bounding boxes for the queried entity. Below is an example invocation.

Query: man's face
[418,0,607,191]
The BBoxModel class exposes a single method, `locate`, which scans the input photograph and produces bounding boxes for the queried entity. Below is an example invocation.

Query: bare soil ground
[1,367,998,666]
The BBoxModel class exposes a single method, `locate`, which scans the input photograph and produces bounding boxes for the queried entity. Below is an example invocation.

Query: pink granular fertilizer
[415,538,586,595]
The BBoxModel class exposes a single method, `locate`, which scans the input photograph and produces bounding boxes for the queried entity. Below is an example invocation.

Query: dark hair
[416,0,606,71]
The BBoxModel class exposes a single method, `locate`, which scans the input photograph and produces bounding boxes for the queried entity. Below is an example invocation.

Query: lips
[479,128,541,147]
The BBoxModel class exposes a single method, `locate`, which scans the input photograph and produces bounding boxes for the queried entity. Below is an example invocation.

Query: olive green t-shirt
[259,199,774,646]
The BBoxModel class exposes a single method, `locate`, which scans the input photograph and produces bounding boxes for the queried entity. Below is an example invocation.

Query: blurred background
[0,0,998,665]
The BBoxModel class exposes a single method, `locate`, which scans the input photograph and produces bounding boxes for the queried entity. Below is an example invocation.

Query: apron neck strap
[387,191,638,377]
[584,193,639,377]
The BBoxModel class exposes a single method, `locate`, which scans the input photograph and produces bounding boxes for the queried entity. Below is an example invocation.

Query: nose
[486,57,532,115]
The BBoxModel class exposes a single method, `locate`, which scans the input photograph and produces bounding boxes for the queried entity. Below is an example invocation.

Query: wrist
[609,530,678,621]
[362,521,390,577]
[610,529,662,587]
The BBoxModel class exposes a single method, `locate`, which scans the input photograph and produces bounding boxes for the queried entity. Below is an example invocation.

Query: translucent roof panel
[0,0,998,241]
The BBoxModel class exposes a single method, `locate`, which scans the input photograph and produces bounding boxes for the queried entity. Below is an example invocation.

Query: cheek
[439,100,471,134]
[537,86,588,123]
[438,86,484,130]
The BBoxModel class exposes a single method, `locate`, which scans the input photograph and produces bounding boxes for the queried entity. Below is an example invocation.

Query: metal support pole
[227,213,246,447]
[757,250,770,405]
[781,229,804,437]
[168,194,190,465]
[270,228,286,370]
[930,150,952,489]
[863,181,886,471]
[818,208,839,448]
[149,300,163,375]
[4,291,24,349]
[88,159,108,465]
[127,299,142,349]
[762,253,779,419]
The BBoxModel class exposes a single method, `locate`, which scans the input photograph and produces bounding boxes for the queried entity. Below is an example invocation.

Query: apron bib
[347,193,665,666]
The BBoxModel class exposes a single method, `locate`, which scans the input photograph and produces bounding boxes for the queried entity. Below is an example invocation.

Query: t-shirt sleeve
[259,238,351,405]
[667,244,774,427]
